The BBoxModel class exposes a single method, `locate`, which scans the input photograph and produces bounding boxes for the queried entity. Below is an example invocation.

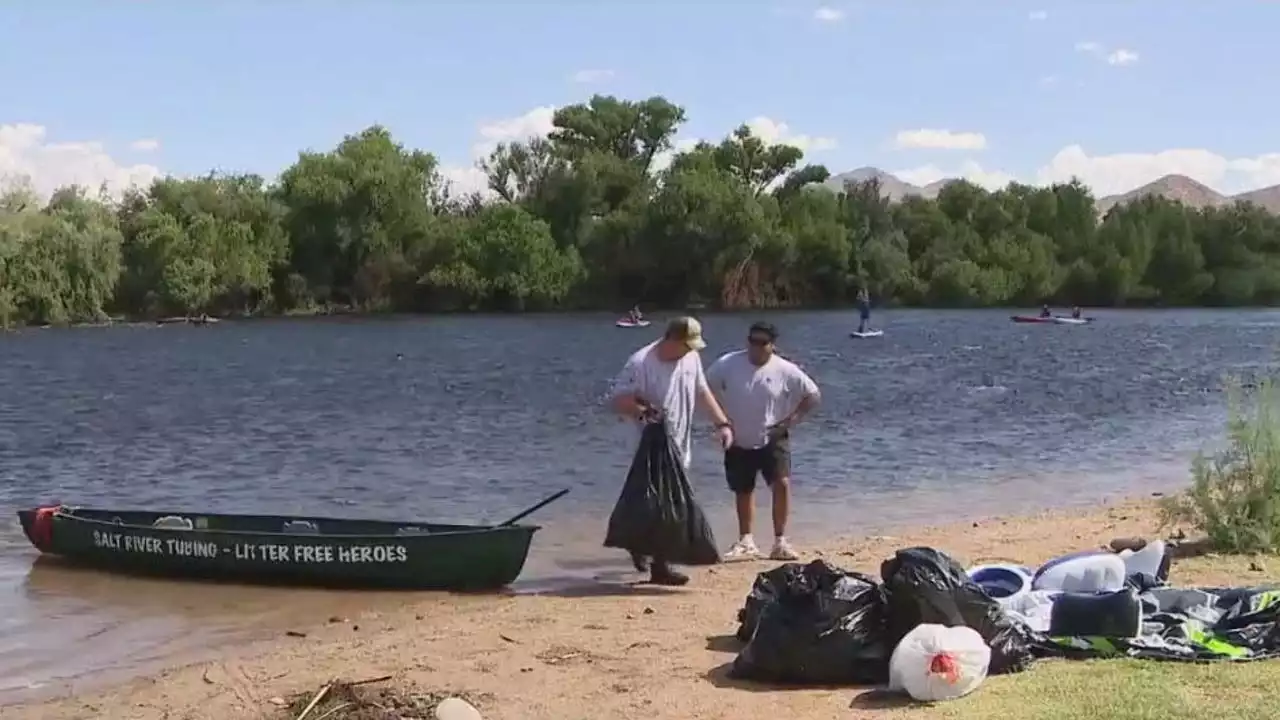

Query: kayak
[1010,315,1092,325]
[616,319,651,328]
[850,329,883,338]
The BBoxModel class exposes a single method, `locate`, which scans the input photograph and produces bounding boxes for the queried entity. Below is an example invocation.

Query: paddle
[497,488,570,527]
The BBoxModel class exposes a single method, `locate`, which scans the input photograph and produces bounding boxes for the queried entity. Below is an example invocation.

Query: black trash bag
[730,559,890,685]
[603,421,720,566]
[735,562,806,642]
[880,546,1038,675]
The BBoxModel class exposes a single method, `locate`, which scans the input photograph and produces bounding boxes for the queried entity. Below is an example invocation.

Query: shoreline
[5,495,1195,720]
[4,305,1276,333]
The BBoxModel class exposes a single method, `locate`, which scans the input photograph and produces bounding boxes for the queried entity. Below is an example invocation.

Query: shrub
[1161,376,1280,553]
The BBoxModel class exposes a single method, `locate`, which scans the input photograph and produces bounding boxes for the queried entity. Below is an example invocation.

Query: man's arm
[609,359,649,420]
[778,366,821,428]
[695,357,732,427]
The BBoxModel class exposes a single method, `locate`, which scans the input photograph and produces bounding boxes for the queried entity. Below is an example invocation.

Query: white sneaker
[770,538,799,561]
[723,537,761,561]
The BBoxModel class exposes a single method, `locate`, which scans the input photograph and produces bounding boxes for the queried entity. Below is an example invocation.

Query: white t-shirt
[610,341,708,469]
[706,351,820,449]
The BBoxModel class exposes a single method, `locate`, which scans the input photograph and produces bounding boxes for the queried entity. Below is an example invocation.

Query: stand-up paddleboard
[616,319,651,328]
[850,329,884,338]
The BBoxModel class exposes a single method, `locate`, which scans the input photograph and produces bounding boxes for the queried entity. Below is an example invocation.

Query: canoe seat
[153,515,194,530]
[282,520,320,534]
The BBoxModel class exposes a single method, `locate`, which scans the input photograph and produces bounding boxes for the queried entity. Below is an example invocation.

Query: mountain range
[821,168,1280,215]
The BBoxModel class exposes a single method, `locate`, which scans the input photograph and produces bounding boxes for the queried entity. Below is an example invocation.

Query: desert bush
[1161,376,1280,553]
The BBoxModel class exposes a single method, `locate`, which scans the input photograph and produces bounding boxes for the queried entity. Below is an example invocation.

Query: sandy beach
[0,495,1220,720]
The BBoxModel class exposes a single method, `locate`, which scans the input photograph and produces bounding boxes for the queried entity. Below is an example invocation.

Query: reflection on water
[0,309,1274,703]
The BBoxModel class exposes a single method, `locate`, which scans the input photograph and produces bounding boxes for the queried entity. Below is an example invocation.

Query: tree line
[2,93,1279,328]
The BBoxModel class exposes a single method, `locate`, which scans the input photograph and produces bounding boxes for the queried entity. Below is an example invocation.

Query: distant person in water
[707,322,821,562]
[1040,304,1052,318]
[856,289,872,333]
[609,316,734,585]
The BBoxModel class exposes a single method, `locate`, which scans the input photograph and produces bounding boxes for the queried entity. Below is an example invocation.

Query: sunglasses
[747,336,774,346]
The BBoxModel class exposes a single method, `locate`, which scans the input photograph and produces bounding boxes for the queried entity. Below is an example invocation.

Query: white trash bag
[888,624,991,702]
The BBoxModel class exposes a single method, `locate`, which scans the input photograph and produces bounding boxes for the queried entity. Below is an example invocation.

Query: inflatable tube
[967,564,1033,601]
[1032,550,1127,593]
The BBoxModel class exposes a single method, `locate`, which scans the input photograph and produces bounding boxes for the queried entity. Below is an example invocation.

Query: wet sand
[5,496,1189,720]
[0,462,1186,707]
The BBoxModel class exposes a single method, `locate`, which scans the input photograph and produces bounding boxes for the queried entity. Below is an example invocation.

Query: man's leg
[723,447,762,560]
[762,439,798,560]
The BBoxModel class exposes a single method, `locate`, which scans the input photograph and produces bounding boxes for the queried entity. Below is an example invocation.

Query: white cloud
[813,6,844,22]
[1035,146,1280,196]
[0,123,162,200]
[1106,49,1140,66]
[893,146,1280,198]
[894,128,987,151]
[1076,41,1139,67]
[1038,75,1059,87]
[570,69,615,84]
[439,106,560,196]
[894,161,1017,191]
[651,137,702,174]
[1028,10,1048,21]
[745,116,838,153]
[129,138,160,152]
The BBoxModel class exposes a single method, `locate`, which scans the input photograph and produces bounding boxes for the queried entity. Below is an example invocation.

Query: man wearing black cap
[610,316,734,585]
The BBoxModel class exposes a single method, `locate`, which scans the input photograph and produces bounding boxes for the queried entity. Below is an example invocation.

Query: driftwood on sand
[281,675,483,720]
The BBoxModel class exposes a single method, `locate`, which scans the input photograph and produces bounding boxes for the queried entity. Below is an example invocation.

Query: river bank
[10,496,1247,720]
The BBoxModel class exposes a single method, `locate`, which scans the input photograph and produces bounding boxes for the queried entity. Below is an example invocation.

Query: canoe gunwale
[38,506,541,541]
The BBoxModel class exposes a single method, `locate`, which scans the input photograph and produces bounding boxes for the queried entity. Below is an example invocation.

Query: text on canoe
[90,531,409,563]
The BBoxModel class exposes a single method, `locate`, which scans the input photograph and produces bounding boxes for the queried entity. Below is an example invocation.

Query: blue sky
[1,1,1277,198]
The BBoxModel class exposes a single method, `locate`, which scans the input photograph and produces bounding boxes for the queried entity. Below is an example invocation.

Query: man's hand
[766,421,790,441]
[715,423,734,450]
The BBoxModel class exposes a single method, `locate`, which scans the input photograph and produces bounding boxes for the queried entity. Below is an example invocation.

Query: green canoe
[17,503,547,590]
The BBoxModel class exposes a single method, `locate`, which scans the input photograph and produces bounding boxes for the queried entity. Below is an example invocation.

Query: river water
[0,309,1276,702]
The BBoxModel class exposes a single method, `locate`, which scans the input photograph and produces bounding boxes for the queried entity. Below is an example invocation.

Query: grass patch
[885,659,1278,720]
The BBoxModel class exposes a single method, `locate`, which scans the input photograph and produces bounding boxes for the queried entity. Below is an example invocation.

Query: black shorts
[724,436,791,494]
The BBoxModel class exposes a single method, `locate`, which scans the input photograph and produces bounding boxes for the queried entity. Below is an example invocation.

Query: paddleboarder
[856,288,872,333]
[706,322,821,562]
[609,316,734,586]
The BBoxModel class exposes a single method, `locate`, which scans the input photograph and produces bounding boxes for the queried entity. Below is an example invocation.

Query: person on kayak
[707,322,821,562]
[1040,304,1051,318]
[609,316,734,585]
[856,288,872,333]
[627,305,644,323]
[1071,306,1082,320]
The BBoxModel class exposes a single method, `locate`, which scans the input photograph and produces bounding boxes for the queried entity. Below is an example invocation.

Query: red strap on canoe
[29,506,57,551]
